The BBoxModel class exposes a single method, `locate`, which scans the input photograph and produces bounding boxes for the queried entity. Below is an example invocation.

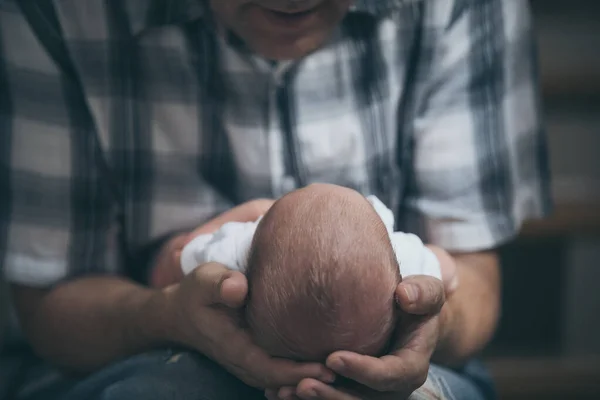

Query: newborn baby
[180,184,441,362]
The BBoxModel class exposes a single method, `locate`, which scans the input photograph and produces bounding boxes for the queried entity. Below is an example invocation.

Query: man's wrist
[431,251,500,366]
[431,252,460,364]
[129,286,177,349]
[435,300,454,348]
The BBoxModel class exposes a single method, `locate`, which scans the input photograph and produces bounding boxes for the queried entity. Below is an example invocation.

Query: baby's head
[245,184,400,362]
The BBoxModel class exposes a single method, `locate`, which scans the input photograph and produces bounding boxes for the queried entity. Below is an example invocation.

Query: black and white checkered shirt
[0,0,551,287]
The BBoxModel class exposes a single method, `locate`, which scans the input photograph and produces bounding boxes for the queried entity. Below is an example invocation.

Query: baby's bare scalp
[246,184,400,361]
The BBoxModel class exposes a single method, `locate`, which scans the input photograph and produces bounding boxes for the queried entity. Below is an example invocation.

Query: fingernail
[306,388,318,398]
[404,284,419,303]
[449,275,459,293]
[328,357,345,371]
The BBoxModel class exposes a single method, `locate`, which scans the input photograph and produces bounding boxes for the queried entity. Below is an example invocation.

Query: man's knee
[100,374,188,400]
[415,362,495,400]
[64,350,262,400]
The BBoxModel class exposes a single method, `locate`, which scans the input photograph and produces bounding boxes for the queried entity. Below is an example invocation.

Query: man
[0,0,550,399]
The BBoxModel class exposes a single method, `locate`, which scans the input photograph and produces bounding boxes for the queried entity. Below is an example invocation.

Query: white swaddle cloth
[180,196,442,280]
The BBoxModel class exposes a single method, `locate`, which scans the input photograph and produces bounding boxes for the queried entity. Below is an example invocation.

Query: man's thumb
[192,262,248,307]
[219,272,247,308]
[396,276,445,316]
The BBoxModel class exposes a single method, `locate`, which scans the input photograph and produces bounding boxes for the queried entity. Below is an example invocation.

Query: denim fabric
[425,361,496,400]
[7,350,495,400]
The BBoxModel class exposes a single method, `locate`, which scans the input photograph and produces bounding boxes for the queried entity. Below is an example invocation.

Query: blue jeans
[11,350,496,400]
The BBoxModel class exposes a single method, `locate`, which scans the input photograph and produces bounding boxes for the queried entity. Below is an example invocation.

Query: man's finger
[392,313,440,357]
[325,351,428,393]
[264,389,280,400]
[265,389,301,400]
[225,331,334,389]
[275,387,302,400]
[396,276,445,315]
[191,262,248,306]
[252,356,335,389]
[187,198,275,239]
[167,233,190,254]
[296,378,362,400]
[219,272,248,308]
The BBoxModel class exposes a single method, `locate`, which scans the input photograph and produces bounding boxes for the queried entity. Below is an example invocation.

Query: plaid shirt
[0,0,550,287]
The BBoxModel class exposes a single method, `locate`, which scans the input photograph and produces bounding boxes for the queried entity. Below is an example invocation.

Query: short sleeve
[0,2,116,287]
[398,0,551,252]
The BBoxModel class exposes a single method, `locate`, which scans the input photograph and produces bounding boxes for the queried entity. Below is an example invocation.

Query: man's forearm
[11,277,171,374]
[433,251,501,366]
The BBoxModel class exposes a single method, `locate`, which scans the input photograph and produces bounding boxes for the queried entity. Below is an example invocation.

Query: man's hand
[149,233,190,288]
[186,198,275,239]
[267,249,500,400]
[154,198,334,389]
[266,275,446,400]
[162,262,335,390]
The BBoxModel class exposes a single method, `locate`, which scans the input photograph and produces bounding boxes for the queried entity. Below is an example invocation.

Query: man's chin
[247,32,331,61]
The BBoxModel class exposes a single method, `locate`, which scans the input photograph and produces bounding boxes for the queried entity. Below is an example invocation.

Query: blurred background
[483,0,600,399]
[0,0,599,399]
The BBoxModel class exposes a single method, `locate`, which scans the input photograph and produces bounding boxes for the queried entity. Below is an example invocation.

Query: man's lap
[8,350,495,400]
[427,362,496,400]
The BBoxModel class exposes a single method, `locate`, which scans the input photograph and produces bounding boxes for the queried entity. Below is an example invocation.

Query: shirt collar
[125,0,412,36]
[351,0,416,15]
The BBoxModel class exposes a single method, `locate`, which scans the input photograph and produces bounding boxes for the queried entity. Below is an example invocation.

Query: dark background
[483,1,600,399]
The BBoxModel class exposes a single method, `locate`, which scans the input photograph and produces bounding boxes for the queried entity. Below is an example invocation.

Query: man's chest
[59,15,417,239]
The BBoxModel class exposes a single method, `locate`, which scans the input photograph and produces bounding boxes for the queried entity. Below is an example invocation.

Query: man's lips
[268,8,315,17]
[257,0,321,15]
[255,3,321,31]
